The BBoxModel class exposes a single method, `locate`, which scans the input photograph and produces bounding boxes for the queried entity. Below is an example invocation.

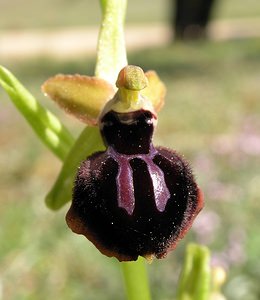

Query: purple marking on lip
[116,155,135,215]
[108,147,170,215]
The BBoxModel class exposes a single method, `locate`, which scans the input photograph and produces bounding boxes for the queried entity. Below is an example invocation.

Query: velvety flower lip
[66,141,203,261]
[66,106,203,261]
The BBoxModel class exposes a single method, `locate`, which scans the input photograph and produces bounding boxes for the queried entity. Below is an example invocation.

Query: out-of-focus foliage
[0,0,260,29]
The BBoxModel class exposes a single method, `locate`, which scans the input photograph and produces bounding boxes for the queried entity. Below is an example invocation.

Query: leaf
[42,74,115,125]
[45,126,105,210]
[0,65,74,160]
[142,71,166,112]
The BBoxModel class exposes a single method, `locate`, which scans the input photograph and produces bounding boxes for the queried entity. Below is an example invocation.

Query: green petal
[142,71,166,112]
[0,65,74,160]
[42,74,115,125]
[45,126,105,210]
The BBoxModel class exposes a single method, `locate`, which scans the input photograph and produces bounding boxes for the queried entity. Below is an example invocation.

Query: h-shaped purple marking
[107,147,170,215]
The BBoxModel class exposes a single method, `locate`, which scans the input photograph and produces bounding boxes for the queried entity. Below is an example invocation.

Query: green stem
[95,0,127,83]
[121,258,151,300]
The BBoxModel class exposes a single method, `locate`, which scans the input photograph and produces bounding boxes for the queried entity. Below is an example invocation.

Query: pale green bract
[176,244,211,300]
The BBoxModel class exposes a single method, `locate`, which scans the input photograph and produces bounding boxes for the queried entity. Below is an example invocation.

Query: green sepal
[0,65,74,160]
[45,126,105,210]
[42,74,115,125]
[142,71,166,112]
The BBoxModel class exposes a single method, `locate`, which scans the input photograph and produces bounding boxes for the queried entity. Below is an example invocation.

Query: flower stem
[121,258,151,300]
[95,0,128,84]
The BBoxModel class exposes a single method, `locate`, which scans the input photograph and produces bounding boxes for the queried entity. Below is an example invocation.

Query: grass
[1,37,260,299]
[1,0,260,30]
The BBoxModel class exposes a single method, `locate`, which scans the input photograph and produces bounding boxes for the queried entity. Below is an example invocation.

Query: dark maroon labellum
[66,109,203,261]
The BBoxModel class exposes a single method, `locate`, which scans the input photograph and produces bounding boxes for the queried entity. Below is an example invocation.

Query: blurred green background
[1,0,260,299]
